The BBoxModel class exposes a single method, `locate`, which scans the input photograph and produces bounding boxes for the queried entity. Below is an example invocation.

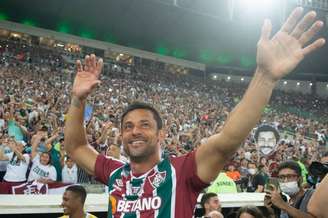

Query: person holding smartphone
[265,161,315,218]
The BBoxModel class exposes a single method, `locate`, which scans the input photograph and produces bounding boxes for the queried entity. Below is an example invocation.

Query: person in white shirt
[0,139,30,193]
[0,138,30,182]
[0,134,13,181]
[62,156,78,184]
[28,152,57,183]
[28,131,57,183]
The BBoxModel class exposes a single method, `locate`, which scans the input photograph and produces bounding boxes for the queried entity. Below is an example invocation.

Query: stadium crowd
[0,37,327,216]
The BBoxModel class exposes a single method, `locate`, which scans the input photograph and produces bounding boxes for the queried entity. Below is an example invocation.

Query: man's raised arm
[64,54,103,176]
[196,8,325,183]
[308,174,328,218]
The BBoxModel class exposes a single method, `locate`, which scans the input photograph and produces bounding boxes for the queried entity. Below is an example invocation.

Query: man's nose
[132,126,142,135]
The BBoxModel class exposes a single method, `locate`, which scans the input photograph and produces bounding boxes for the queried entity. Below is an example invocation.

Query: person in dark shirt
[247,162,267,192]
[266,161,314,218]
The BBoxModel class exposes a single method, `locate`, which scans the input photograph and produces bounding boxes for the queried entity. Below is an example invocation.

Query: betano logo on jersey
[116,196,162,213]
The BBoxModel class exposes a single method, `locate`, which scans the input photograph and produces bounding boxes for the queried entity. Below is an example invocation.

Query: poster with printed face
[254,124,280,156]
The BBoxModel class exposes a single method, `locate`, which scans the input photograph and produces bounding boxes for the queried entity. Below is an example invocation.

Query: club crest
[148,171,166,189]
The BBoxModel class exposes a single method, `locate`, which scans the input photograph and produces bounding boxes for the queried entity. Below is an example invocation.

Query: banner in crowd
[11,181,71,195]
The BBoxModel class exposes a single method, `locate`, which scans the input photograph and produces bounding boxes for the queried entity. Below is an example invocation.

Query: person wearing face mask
[247,162,267,193]
[265,161,315,218]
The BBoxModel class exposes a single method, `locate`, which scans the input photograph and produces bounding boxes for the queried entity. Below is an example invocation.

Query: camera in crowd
[309,161,328,178]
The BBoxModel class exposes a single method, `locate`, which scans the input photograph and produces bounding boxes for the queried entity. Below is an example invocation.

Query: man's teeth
[132,141,144,145]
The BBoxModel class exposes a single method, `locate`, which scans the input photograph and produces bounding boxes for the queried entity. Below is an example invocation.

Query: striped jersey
[95,151,208,218]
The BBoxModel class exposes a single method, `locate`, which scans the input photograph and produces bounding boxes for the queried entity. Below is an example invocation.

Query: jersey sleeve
[94,154,124,184]
[171,150,209,192]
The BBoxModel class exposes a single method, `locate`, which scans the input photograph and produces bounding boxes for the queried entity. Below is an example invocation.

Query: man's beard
[124,142,158,163]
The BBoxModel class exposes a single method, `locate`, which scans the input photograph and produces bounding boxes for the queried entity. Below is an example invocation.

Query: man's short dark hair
[66,185,87,204]
[200,192,217,208]
[277,160,301,177]
[121,102,163,130]
[254,124,280,143]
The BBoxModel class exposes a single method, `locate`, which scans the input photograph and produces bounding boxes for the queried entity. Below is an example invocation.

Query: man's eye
[142,123,150,128]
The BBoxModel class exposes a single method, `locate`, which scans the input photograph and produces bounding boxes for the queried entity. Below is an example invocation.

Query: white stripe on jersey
[136,209,140,218]
[170,163,176,218]
[153,165,159,218]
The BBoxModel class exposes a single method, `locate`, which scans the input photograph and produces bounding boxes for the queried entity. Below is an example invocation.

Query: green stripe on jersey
[156,158,173,218]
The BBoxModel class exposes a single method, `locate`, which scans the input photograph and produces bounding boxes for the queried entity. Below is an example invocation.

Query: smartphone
[265,177,280,192]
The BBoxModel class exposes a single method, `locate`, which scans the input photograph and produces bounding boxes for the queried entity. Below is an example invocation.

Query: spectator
[27,151,57,183]
[236,205,266,218]
[0,133,12,181]
[308,152,328,187]
[259,157,269,173]
[49,136,66,182]
[239,158,249,177]
[106,141,128,163]
[0,138,30,193]
[226,163,241,181]
[25,132,57,183]
[62,156,78,184]
[206,210,224,218]
[265,160,314,218]
[200,192,222,217]
[59,185,97,218]
[246,162,266,193]
[207,172,238,194]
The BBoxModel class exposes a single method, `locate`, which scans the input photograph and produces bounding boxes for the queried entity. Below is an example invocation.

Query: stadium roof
[1,0,328,81]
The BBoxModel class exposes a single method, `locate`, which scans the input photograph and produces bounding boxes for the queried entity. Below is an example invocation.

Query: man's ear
[204,202,209,210]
